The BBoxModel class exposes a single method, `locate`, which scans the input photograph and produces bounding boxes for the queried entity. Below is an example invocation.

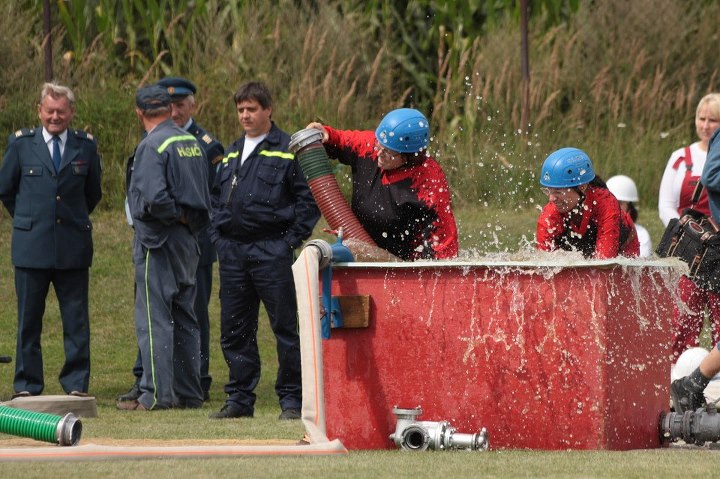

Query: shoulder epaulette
[191,125,219,146]
[13,128,34,139]
[72,129,95,141]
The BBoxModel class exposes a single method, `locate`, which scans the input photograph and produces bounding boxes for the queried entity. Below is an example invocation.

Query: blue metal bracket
[320,235,354,339]
[321,265,345,339]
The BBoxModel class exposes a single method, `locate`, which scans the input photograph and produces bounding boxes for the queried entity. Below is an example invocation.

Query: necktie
[52,136,62,172]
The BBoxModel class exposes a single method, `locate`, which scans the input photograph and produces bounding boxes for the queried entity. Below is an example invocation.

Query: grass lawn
[0,206,715,477]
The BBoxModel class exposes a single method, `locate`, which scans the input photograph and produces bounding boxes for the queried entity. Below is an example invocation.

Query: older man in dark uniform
[0,82,102,398]
[118,84,211,411]
[117,77,223,403]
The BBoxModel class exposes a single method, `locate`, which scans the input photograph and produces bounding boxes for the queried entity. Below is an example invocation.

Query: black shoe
[671,378,706,414]
[116,383,141,402]
[279,408,301,420]
[209,403,252,419]
[11,391,31,400]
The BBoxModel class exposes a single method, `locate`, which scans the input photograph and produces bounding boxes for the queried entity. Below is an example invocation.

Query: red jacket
[536,185,640,259]
[323,126,458,260]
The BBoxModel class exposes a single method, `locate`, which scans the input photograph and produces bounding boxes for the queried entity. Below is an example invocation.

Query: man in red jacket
[536,147,639,259]
[306,108,458,261]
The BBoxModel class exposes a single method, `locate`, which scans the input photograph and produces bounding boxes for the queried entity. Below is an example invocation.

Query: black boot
[671,367,710,414]
[116,382,141,402]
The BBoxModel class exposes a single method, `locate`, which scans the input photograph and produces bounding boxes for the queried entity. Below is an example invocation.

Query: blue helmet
[375,108,429,153]
[539,147,595,188]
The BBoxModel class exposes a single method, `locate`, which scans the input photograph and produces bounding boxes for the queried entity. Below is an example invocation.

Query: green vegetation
[3,0,719,224]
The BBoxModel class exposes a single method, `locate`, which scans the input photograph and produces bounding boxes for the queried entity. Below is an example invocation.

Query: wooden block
[334,295,370,328]
[3,395,98,418]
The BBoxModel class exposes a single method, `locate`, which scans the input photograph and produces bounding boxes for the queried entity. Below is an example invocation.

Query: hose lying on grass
[0,405,81,446]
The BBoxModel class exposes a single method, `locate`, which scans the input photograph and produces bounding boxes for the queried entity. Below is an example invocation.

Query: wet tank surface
[320,256,684,450]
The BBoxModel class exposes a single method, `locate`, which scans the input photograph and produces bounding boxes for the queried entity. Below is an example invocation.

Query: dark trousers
[131,262,213,394]
[13,267,90,394]
[133,229,202,409]
[218,256,301,414]
[196,262,213,393]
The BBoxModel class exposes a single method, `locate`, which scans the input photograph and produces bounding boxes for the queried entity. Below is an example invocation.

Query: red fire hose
[290,129,377,246]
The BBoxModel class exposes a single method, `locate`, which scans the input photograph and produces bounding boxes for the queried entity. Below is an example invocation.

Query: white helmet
[606,175,639,202]
[671,347,710,382]
[671,347,720,403]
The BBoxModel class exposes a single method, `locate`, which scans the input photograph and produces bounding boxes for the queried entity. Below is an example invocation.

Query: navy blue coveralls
[0,127,102,395]
[208,123,320,415]
[128,119,211,409]
[189,120,224,395]
[127,119,223,397]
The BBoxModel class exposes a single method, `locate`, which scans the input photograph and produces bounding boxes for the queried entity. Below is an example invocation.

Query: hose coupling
[289,128,325,154]
[304,239,333,270]
[389,406,489,451]
[57,413,83,446]
[660,404,720,445]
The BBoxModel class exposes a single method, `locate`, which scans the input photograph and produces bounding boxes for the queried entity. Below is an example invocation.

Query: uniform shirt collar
[42,128,68,145]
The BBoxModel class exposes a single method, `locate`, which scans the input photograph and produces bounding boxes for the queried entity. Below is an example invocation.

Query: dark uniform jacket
[187,119,223,266]
[128,119,211,250]
[125,120,223,265]
[0,127,102,269]
[208,123,320,261]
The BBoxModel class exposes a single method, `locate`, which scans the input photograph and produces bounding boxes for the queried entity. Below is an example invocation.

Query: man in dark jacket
[117,77,223,404]
[0,82,102,398]
[208,81,320,420]
[117,84,211,411]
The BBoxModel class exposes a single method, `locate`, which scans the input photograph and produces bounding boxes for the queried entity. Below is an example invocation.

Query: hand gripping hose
[0,404,82,446]
[289,128,377,246]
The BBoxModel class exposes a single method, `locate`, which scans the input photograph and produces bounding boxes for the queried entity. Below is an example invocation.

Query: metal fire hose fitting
[288,128,325,154]
[660,405,720,445]
[304,239,333,270]
[57,413,83,447]
[389,407,489,451]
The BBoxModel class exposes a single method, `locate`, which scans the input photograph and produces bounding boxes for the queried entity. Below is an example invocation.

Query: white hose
[293,246,335,445]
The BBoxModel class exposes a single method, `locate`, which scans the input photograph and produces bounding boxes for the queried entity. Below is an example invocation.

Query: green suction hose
[0,404,82,446]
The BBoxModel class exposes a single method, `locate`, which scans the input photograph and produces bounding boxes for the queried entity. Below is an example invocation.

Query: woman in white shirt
[658,93,720,361]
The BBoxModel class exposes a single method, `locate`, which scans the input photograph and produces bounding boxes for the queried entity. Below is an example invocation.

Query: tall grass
[1,0,718,216]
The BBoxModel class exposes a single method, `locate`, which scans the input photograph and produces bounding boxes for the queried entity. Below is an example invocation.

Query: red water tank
[321,260,678,450]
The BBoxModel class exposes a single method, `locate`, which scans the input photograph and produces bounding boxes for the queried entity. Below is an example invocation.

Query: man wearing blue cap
[117,77,223,404]
[118,84,211,410]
